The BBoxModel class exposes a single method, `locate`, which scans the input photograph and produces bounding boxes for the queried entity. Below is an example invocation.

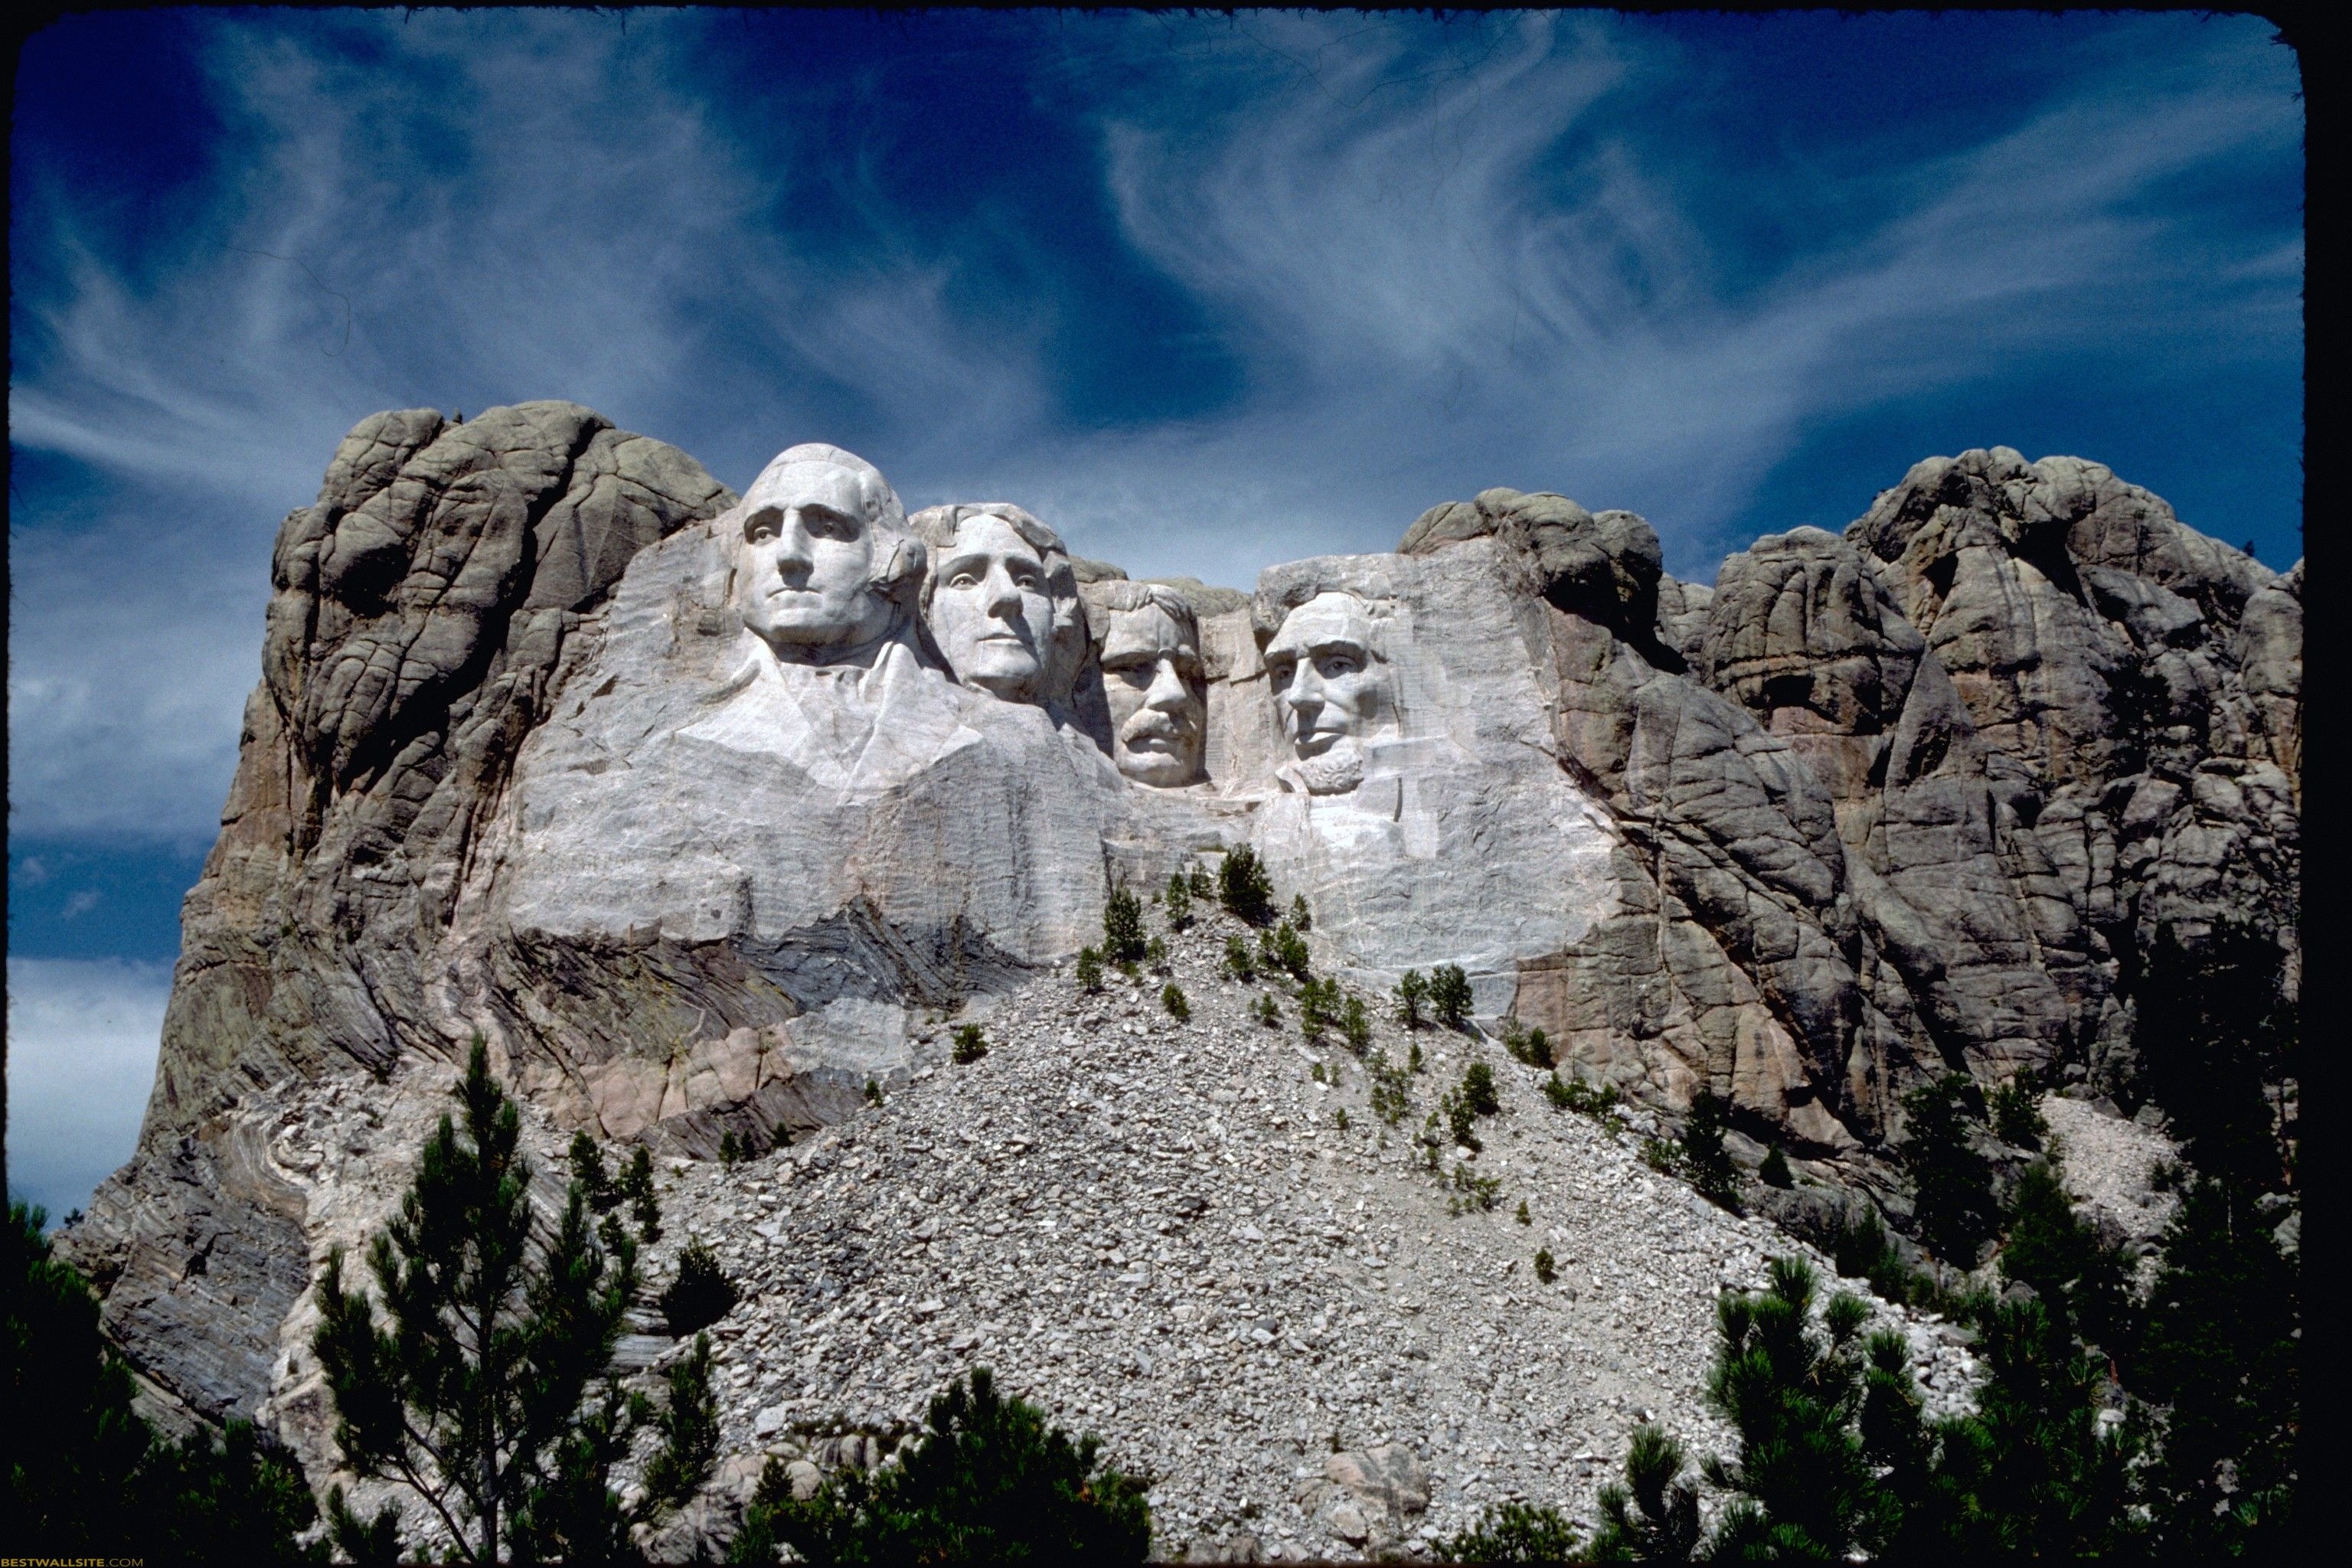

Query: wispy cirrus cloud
[8,9,2300,852]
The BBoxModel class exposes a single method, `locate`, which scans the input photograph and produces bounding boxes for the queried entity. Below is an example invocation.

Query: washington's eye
[949,572,982,589]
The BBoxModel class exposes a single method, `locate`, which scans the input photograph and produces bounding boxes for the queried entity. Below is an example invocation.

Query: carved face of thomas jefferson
[730,450,911,663]
[1096,588,1207,787]
[1266,590,1390,791]
[925,514,1059,703]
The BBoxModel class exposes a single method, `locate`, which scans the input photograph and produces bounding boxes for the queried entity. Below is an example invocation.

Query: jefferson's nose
[984,561,1023,617]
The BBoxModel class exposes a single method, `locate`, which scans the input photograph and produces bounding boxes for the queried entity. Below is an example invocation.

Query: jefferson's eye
[1319,655,1361,678]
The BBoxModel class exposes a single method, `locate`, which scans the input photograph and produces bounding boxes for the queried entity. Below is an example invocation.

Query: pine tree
[1440,1501,1582,1562]
[1900,1073,1999,1266]
[1589,1425,1701,1561]
[1102,884,1148,964]
[1163,871,1193,929]
[1429,964,1473,1029]
[5,1200,321,1559]
[2132,1174,2298,1553]
[1700,1259,1899,1559]
[1998,1161,2132,1353]
[2132,920,2295,1193]
[1678,1088,1740,1209]
[312,1039,706,1563]
[1395,969,1428,1029]
[733,1367,1150,1563]
[1216,846,1276,926]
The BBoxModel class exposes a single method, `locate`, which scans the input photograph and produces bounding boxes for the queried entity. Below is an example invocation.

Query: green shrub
[1900,1074,2000,1266]
[1501,1017,1553,1069]
[1443,1089,1481,1152]
[719,1130,743,1166]
[864,1078,884,1109]
[1439,1501,1579,1563]
[5,1200,321,1561]
[1103,884,1148,964]
[1991,1078,2046,1149]
[1145,936,1169,972]
[1544,1073,1622,1122]
[1448,1164,1503,1214]
[1394,969,1428,1029]
[1262,920,1312,980]
[952,1024,988,1064]
[1164,872,1193,929]
[1368,1052,1412,1125]
[1462,1061,1501,1116]
[1534,1249,1557,1285]
[1253,993,1281,1028]
[1759,1145,1794,1188]
[1217,846,1277,926]
[643,1333,719,1508]
[1640,1137,1680,1175]
[1342,995,1373,1054]
[1998,1161,2131,1351]
[1679,1088,1740,1208]
[569,1131,619,1213]
[732,1367,1151,1564]
[1289,893,1313,932]
[660,1239,740,1336]
[1334,1108,1350,1131]
[1429,964,1473,1029]
[1514,1200,1531,1226]
[620,1144,662,1243]
[1161,983,1190,1022]
[1075,946,1105,994]
[1187,864,1214,901]
[1590,1425,1702,1562]
[1223,935,1256,982]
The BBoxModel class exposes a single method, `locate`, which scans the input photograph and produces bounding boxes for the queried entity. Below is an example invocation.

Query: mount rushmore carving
[68,400,2296,1429]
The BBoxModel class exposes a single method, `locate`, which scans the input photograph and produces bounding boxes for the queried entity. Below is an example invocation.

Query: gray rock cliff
[61,416,2296,1510]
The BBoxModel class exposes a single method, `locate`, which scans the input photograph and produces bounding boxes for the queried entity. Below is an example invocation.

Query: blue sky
[5,9,2302,1217]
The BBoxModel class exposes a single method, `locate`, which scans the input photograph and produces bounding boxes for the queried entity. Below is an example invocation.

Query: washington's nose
[775,509,817,570]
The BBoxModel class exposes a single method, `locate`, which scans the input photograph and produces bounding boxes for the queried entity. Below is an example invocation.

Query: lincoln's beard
[1295,746,1364,795]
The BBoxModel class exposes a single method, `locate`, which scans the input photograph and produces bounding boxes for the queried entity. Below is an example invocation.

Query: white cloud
[5,958,172,1223]
[5,10,2300,845]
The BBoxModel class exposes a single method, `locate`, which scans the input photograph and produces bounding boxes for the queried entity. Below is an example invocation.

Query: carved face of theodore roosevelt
[1266,590,1390,790]
[1096,587,1207,787]
[730,449,912,662]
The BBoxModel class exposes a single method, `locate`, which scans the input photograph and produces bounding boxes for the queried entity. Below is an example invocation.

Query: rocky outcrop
[64,416,2295,1465]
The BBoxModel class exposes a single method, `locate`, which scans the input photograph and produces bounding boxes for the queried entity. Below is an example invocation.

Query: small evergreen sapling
[1429,964,1473,1029]
[568,1131,619,1213]
[1534,1248,1557,1285]
[1900,1073,2000,1266]
[1679,1088,1740,1209]
[952,1024,989,1064]
[1102,884,1148,964]
[1342,995,1373,1054]
[1439,1501,1580,1563]
[1253,993,1282,1028]
[1164,871,1193,929]
[1161,983,1190,1022]
[1217,845,1277,926]
[619,1143,662,1243]
[659,1239,740,1336]
[1075,946,1106,994]
[1991,1077,2047,1149]
[1394,969,1428,1029]
[1590,1425,1703,1562]
[1289,893,1313,932]
[1223,935,1256,982]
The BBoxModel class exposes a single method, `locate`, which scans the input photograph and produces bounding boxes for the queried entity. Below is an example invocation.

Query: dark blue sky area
[8,9,2304,965]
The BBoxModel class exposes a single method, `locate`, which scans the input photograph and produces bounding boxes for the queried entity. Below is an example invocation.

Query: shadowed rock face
[64,416,2295,1442]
